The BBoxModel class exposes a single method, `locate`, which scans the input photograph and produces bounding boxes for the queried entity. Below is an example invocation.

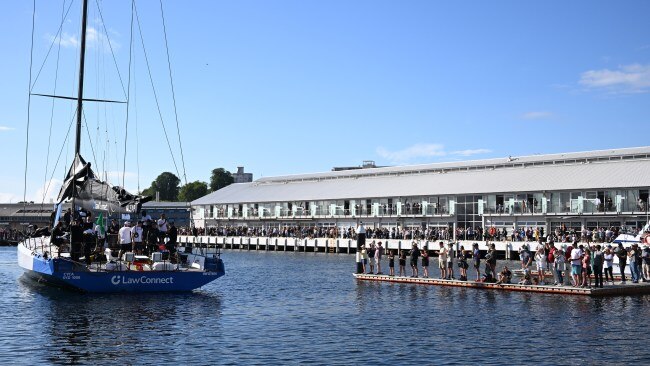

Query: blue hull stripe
[27,255,224,293]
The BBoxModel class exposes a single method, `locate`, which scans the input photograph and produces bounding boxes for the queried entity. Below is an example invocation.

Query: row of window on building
[198,188,650,220]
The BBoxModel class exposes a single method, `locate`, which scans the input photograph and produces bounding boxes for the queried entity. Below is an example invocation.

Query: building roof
[192,147,650,205]
[142,201,190,208]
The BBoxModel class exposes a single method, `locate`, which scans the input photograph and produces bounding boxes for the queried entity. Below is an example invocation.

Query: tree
[142,172,180,201]
[210,168,234,191]
[179,181,208,202]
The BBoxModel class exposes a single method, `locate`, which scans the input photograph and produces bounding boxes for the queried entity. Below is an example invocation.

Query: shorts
[120,243,132,252]
[536,261,546,271]
[133,243,144,252]
[473,260,480,269]
[389,260,395,268]
[584,266,592,276]
[422,258,429,267]
[447,262,453,269]
[410,259,418,267]
[369,258,376,266]
[399,259,406,266]
[438,260,446,269]
[571,264,582,276]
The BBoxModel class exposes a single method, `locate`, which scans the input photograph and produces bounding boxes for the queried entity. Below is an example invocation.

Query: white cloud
[376,143,490,164]
[520,111,553,120]
[47,32,78,48]
[376,143,446,163]
[0,192,19,203]
[579,64,650,93]
[33,179,63,204]
[0,126,14,131]
[46,26,120,52]
[450,149,492,157]
[105,171,137,181]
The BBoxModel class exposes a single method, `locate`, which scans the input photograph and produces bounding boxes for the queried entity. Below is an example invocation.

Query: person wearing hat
[118,221,132,256]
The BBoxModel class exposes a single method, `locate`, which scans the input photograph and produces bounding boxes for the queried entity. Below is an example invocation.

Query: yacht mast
[75,0,89,156]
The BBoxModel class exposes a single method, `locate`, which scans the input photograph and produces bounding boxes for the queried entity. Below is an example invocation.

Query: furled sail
[57,154,151,213]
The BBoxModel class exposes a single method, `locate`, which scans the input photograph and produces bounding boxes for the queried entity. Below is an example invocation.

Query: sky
[0,0,649,203]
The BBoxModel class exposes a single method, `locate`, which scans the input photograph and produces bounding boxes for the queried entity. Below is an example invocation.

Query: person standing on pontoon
[437,242,448,279]
[410,242,420,277]
[472,243,481,281]
[375,241,384,275]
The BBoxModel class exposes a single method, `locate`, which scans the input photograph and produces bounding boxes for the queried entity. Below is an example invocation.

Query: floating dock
[353,273,650,297]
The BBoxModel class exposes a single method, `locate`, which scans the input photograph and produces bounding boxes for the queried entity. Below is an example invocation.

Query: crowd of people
[356,235,650,288]
[0,227,24,243]
[179,225,455,241]
[516,239,650,287]
[45,208,178,264]
[358,241,500,283]
[177,223,642,245]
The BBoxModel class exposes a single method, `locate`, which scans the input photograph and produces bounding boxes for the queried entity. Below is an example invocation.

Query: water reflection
[5,249,650,364]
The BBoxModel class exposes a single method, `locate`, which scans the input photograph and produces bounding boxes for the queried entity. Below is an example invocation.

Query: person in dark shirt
[50,221,65,246]
[410,242,420,277]
[147,221,160,254]
[69,219,84,262]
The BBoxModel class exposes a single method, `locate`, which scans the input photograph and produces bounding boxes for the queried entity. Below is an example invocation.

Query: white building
[191,147,650,236]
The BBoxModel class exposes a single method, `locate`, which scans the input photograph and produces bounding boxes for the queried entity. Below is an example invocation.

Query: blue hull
[21,246,225,293]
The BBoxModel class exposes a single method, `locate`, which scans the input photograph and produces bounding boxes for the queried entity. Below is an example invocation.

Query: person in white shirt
[437,242,447,279]
[131,221,144,254]
[570,245,584,286]
[118,221,132,255]
[534,245,547,284]
[157,213,168,242]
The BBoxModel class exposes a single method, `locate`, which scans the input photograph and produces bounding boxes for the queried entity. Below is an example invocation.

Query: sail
[57,154,151,213]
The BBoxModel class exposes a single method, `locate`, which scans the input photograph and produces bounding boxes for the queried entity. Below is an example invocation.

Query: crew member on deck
[118,221,132,256]
[50,221,65,247]
[131,221,144,254]
[69,219,84,262]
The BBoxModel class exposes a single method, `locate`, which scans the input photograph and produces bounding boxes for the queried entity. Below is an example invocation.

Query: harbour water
[1,246,650,365]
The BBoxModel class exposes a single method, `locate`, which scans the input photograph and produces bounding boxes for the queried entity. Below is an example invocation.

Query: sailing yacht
[17,0,225,292]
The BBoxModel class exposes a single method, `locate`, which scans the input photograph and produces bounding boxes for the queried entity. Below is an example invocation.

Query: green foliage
[210,168,234,191]
[143,172,180,201]
[179,181,208,202]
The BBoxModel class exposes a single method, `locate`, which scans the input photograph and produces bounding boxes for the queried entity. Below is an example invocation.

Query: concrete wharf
[353,273,650,297]
[178,235,554,258]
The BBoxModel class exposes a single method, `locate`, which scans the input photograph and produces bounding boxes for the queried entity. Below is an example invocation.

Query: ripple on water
[1,248,650,365]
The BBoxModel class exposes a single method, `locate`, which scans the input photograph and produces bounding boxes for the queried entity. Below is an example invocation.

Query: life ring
[134,262,144,271]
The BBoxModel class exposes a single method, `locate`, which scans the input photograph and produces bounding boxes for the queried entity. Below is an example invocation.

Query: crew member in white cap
[118,221,132,256]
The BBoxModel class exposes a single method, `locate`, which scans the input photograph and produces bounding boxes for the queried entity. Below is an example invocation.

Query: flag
[95,213,105,237]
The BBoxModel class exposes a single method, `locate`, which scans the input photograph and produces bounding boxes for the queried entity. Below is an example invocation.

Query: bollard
[356,225,366,274]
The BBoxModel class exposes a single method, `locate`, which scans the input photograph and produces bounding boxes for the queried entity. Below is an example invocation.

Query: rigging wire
[133,1,182,183]
[23,0,37,227]
[41,0,67,211]
[122,0,135,189]
[94,0,128,99]
[29,0,75,93]
[82,110,98,167]
[134,49,141,193]
[41,109,78,205]
[159,0,188,186]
